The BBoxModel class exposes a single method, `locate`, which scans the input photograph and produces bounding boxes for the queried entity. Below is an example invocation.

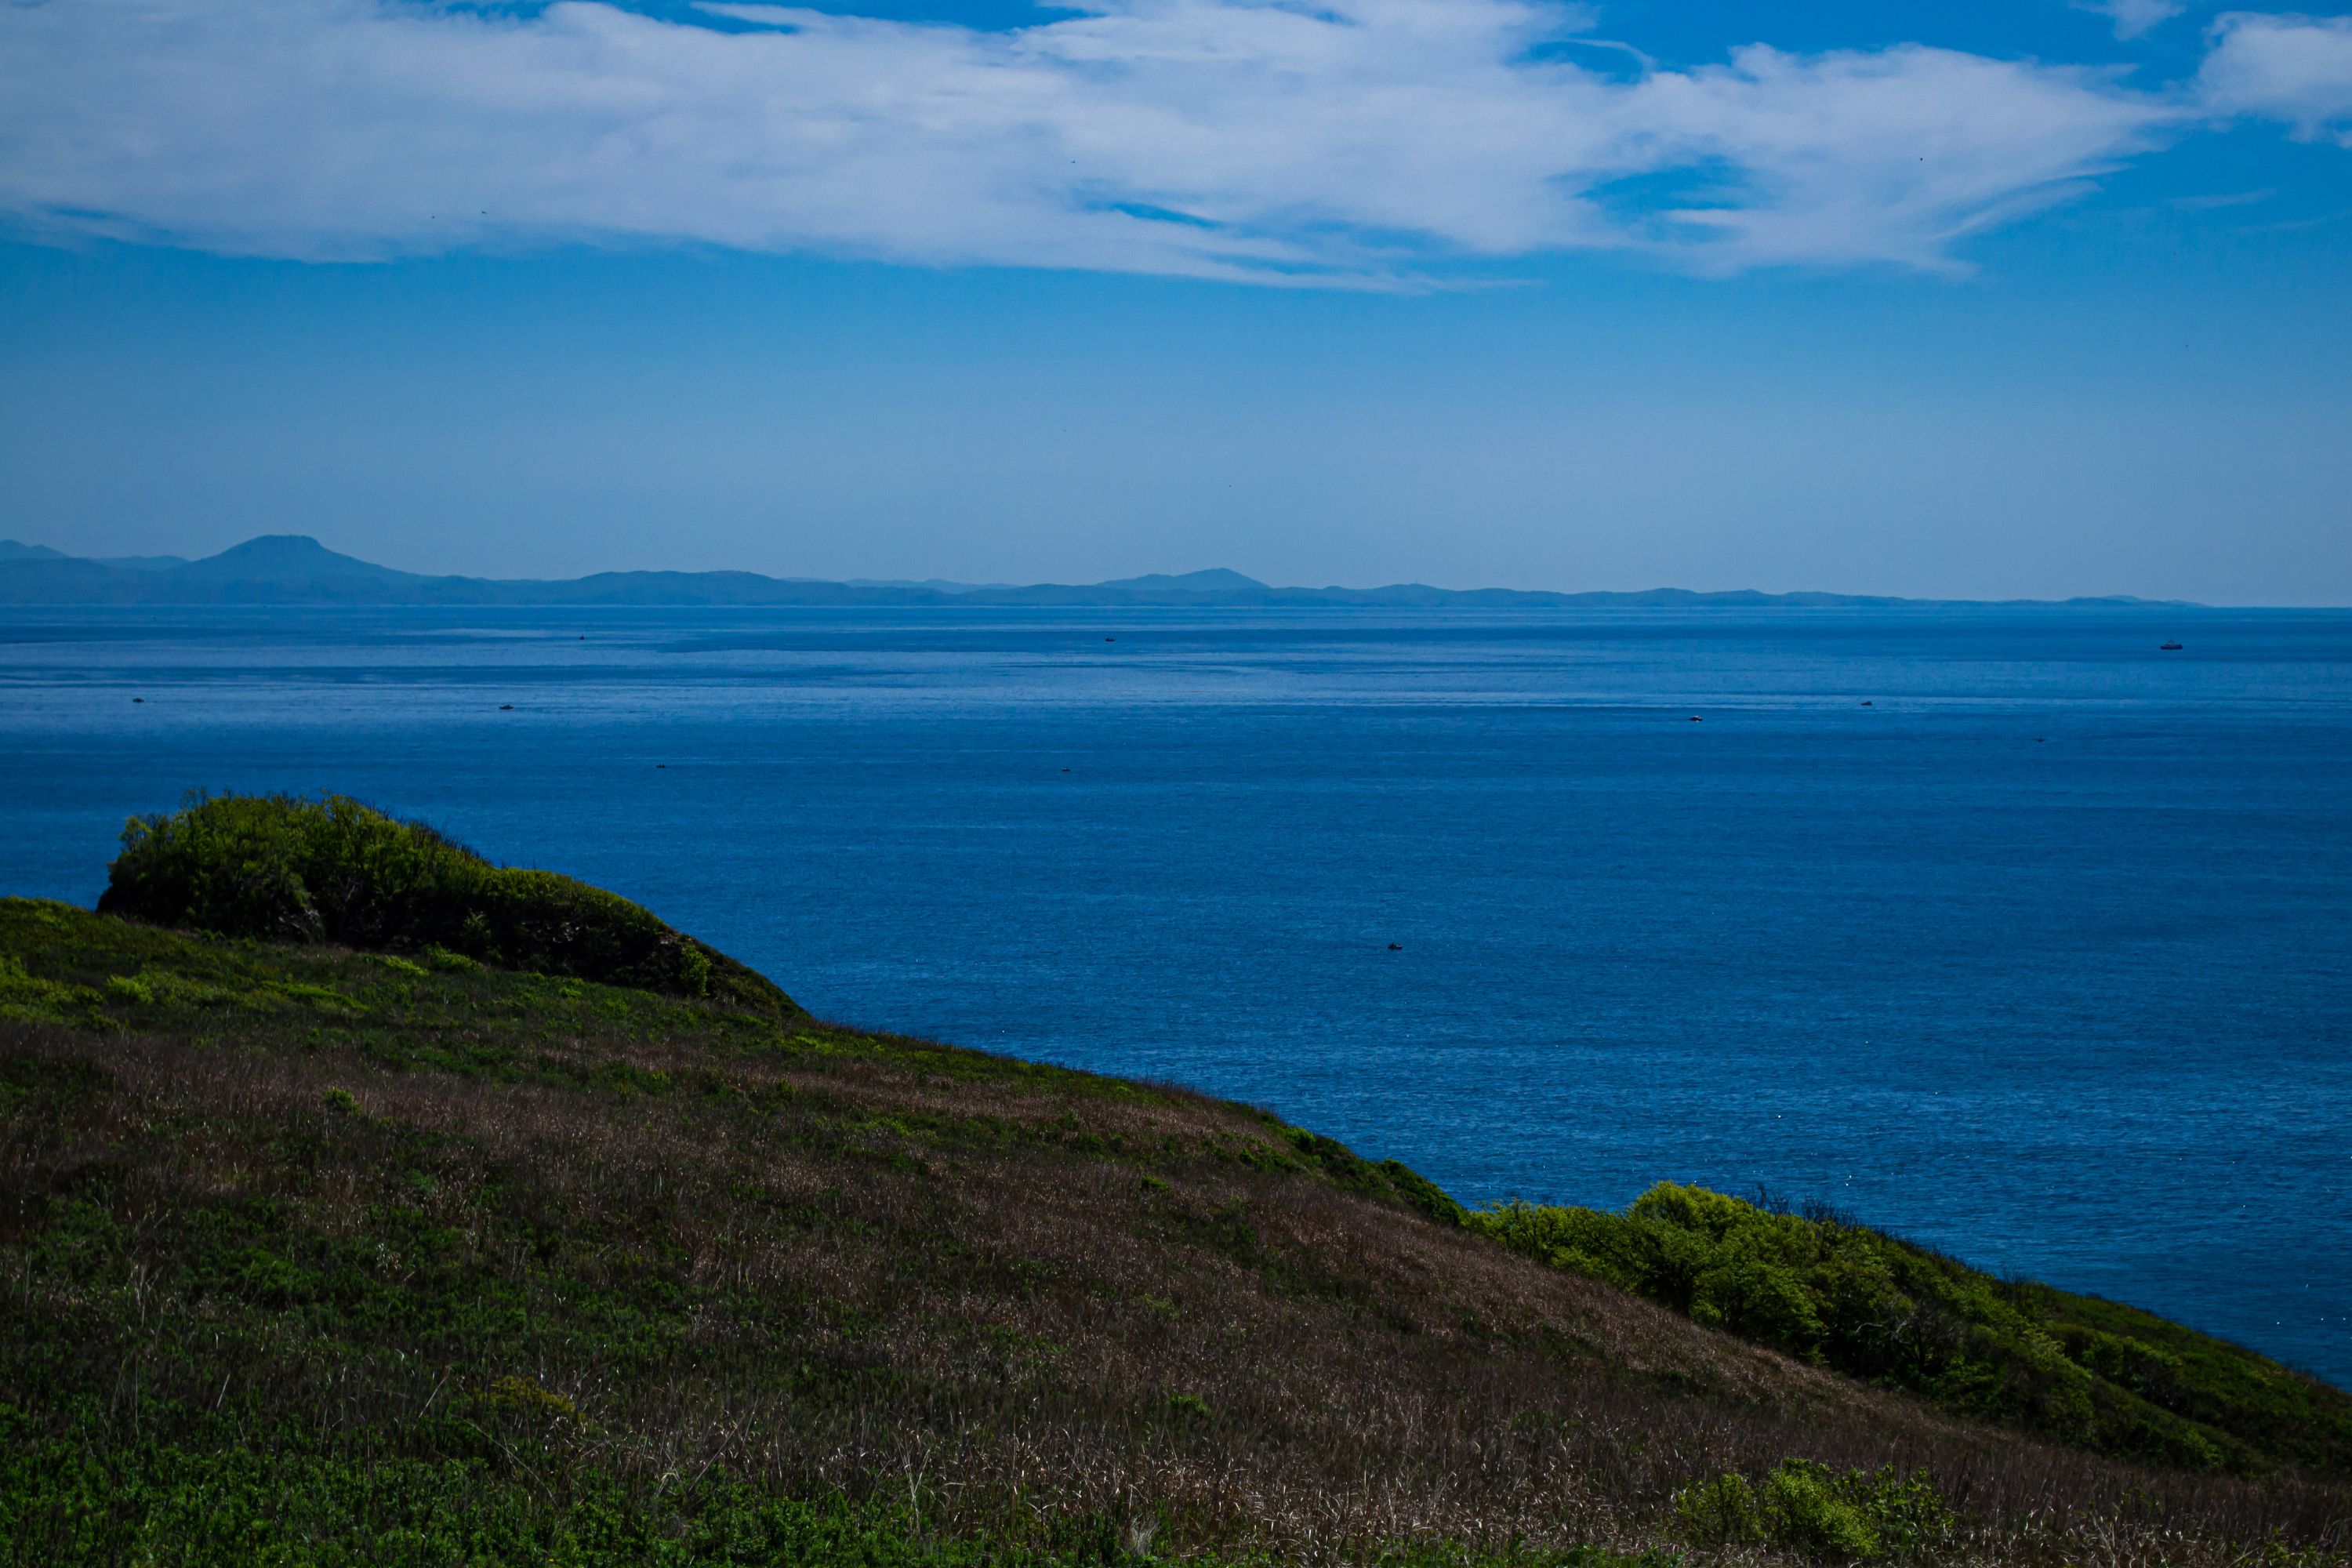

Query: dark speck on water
[2,603,2347,1385]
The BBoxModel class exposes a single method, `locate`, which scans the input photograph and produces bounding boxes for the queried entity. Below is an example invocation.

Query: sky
[2,0,2349,601]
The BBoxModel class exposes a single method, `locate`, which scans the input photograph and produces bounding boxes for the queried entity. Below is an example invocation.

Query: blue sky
[2,0,2348,600]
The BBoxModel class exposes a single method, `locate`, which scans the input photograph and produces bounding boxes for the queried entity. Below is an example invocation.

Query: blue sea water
[2,604,2347,1386]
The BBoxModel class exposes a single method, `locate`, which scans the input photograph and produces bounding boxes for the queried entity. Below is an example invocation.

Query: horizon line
[0,534,2256,609]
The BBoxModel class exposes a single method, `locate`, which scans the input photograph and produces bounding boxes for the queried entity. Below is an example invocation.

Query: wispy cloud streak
[0,0,2332,282]
[2074,0,2188,41]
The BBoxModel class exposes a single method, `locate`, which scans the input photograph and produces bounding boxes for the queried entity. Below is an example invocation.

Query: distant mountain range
[0,535,2191,610]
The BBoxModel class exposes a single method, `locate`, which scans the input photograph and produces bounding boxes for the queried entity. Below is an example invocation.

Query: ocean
[2,604,2347,1385]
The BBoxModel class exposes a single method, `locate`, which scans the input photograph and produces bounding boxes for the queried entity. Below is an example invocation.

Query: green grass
[94,793,789,1011]
[0,1399,1673,1568]
[1470,1184,2352,1479]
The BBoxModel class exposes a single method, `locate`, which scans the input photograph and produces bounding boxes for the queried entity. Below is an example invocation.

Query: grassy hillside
[1472,1189,2351,1481]
[2,891,2347,1566]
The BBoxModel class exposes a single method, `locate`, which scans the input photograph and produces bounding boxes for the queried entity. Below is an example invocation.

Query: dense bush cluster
[1674,1461,1956,1561]
[1472,1184,2352,1478]
[97,793,792,1011]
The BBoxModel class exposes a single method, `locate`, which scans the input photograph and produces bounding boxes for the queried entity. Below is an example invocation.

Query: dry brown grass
[5,976,2347,1568]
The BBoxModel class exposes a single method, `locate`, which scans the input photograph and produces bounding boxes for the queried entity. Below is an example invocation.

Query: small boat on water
[2161,641,2183,651]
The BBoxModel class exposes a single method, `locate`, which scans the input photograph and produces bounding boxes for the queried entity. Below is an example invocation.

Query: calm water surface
[2,605,2347,1384]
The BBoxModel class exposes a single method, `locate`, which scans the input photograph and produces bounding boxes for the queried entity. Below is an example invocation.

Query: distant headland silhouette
[0,534,2192,610]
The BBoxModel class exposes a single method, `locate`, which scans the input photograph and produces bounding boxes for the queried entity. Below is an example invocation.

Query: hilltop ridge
[0,535,2195,610]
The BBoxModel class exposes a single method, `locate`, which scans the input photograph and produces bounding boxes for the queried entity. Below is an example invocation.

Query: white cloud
[1618,45,2166,269]
[0,0,2194,281]
[2074,0,2189,40]
[2199,12,2352,143]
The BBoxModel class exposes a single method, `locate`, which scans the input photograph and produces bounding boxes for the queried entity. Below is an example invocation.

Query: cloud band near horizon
[1,0,2348,284]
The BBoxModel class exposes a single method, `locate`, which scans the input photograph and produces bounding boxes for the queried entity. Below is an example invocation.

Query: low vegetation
[1672,1462,1957,1561]
[1470,1185,2352,1479]
[96,793,788,1011]
[2,803,2347,1566]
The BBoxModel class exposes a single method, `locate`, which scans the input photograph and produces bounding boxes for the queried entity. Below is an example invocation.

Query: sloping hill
[0,892,2342,1565]
[1475,1189,2352,1479]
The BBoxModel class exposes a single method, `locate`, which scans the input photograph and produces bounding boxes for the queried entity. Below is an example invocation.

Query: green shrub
[0,954,102,1025]
[1671,1472,1762,1547]
[1470,1184,2352,1478]
[1762,1461,1880,1562]
[103,974,154,1004]
[1673,1462,1955,1562]
[1839,1467,1956,1557]
[1377,1156,1469,1227]
[97,793,792,1011]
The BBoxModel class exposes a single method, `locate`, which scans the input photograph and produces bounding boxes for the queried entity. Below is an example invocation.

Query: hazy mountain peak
[180,534,412,581]
[1093,568,1270,592]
